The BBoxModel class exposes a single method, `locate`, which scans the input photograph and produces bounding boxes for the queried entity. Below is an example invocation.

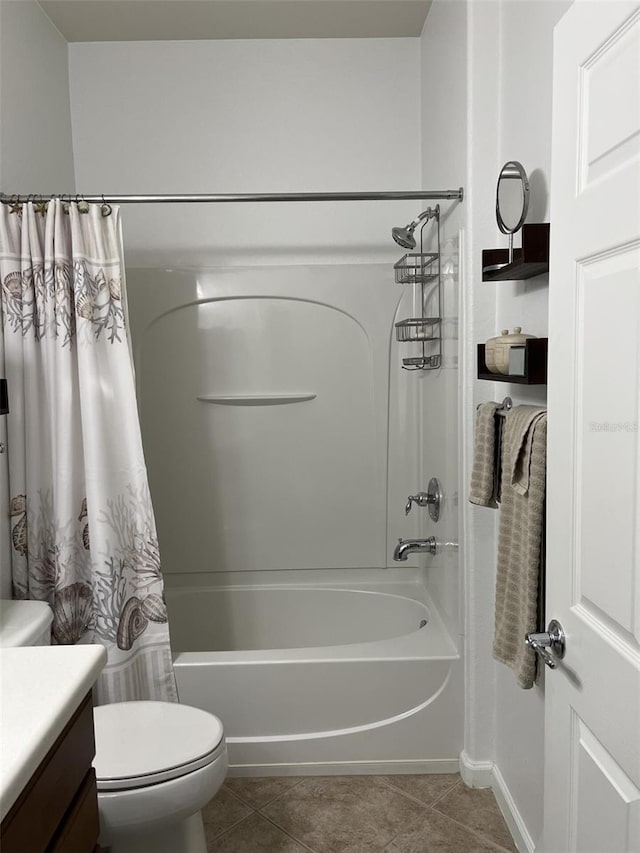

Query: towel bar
[476,396,512,416]
[495,396,513,416]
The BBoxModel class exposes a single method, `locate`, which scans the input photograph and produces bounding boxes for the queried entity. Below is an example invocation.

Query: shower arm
[412,208,436,232]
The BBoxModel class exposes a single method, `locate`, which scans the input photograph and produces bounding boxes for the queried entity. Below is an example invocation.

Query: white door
[544,1,640,852]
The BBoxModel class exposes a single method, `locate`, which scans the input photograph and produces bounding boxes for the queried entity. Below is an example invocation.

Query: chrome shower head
[391,207,438,249]
[391,225,417,250]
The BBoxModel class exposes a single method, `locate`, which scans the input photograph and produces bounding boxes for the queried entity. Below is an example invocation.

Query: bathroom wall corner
[0,0,76,598]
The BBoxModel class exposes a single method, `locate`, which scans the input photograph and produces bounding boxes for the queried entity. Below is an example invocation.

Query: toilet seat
[93,701,225,791]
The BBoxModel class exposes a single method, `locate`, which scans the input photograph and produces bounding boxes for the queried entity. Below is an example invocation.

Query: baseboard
[491,764,536,853]
[228,758,460,777]
[459,750,493,788]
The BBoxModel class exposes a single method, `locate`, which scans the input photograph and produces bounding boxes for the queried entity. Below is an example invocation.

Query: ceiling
[38,0,433,42]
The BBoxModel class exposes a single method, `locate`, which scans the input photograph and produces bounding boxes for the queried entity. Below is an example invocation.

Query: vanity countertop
[0,644,106,822]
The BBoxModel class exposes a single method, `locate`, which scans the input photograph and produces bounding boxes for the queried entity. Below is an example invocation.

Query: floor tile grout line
[257,811,320,853]
[257,776,306,809]
[224,777,305,811]
[419,779,517,851]
[427,777,465,808]
[220,785,259,812]
[378,775,463,810]
[428,803,517,852]
[205,810,256,844]
[378,783,440,810]
[379,801,439,851]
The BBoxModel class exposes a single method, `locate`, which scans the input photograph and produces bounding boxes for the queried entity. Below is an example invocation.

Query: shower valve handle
[405,479,442,522]
[405,492,434,515]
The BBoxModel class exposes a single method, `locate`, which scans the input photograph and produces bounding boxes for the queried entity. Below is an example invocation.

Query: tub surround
[0,644,106,821]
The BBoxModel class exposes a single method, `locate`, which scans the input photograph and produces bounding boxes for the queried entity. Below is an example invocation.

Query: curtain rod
[0,189,464,205]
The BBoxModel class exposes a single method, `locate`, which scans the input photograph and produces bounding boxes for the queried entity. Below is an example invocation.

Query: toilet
[93,700,227,853]
[0,599,224,852]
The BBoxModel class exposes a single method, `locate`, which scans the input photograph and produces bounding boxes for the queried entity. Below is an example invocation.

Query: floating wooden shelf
[477,338,548,385]
[482,223,550,281]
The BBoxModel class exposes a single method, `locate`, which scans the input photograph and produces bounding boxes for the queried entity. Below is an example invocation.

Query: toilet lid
[93,701,225,791]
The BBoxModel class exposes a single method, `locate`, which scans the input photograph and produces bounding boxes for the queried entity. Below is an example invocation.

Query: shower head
[391,207,438,249]
[391,225,417,250]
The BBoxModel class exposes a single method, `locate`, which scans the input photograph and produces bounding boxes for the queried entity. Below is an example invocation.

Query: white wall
[0,0,75,192]
[418,0,572,848]
[0,0,75,599]
[68,38,422,267]
[421,0,573,847]
[461,0,505,781]
[420,0,502,770]
[493,2,572,848]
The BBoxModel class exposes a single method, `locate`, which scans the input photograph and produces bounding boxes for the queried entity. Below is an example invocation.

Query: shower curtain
[0,199,177,704]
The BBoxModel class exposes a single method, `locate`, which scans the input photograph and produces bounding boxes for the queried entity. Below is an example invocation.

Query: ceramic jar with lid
[494,326,537,374]
[485,330,509,374]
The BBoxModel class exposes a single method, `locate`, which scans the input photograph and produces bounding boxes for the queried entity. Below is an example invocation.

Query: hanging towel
[493,406,548,689]
[469,402,499,507]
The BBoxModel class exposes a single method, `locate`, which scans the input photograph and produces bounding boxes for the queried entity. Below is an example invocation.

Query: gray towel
[469,402,499,508]
[493,406,547,689]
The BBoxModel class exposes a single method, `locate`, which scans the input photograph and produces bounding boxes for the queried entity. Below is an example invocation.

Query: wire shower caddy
[393,206,442,370]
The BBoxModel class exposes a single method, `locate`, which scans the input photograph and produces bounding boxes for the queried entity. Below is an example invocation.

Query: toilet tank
[0,600,53,647]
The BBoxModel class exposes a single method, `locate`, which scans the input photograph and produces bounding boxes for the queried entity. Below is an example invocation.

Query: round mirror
[496,160,529,234]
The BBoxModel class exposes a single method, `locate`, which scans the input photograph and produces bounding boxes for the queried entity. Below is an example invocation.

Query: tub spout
[393,537,438,561]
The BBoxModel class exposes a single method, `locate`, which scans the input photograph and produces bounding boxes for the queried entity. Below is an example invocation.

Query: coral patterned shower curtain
[0,199,177,704]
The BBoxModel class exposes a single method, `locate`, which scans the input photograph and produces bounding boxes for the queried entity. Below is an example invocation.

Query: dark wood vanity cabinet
[1,692,100,853]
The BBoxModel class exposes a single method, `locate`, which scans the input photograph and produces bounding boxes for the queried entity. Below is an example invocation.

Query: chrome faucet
[393,537,438,561]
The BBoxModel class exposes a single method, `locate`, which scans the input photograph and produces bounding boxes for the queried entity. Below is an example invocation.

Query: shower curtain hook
[100,195,112,217]
[78,193,90,214]
[9,194,21,215]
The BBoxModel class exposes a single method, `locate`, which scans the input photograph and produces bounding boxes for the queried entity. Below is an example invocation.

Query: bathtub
[165,573,462,776]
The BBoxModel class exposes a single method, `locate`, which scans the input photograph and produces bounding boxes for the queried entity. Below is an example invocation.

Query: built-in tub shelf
[197,393,317,406]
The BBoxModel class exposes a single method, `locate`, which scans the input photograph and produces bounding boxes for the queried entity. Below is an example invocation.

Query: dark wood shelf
[482,223,550,281]
[477,338,548,385]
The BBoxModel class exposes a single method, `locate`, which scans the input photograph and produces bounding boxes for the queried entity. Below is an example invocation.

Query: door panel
[575,247,640,638]
[571,713,640,853]
[580,11,640,189]
[545,2,640,851]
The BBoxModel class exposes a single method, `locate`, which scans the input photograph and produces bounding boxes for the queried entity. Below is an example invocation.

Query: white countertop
[0,644,106,822]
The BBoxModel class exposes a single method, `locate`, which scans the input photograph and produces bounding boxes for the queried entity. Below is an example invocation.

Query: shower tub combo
[130,262,463,776]
[166,572,462,776]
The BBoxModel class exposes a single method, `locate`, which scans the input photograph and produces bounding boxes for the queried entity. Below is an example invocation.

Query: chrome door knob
[525,619,566,669]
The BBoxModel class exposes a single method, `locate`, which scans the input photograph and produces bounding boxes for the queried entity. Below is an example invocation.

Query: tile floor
[202,774,518,852]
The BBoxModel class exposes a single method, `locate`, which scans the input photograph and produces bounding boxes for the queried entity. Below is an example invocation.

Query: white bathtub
[166,574,462,776]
